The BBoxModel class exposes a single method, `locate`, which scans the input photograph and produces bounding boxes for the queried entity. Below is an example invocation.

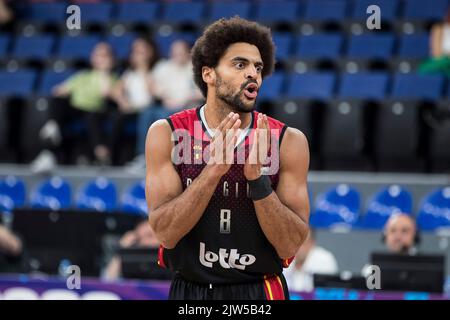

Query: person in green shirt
[31,42,117,173]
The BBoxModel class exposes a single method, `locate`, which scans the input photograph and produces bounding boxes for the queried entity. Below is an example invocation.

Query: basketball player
[146,17,310,300]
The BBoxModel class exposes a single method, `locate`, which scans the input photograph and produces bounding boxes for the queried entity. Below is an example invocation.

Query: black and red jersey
[158,106,292,284]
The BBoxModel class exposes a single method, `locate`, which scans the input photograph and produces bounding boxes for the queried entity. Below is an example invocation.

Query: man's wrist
[247,175,273,201]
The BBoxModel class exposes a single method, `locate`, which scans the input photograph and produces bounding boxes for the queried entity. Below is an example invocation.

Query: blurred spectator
[284,229,338,292]
[110,37,160,165]
[362,213,419,277]
[102,220,159,281]
[30,42,118,173]
[0,225,22,257]
[0,0,13,27]
[419,10,450,75]
[126,40,203,173]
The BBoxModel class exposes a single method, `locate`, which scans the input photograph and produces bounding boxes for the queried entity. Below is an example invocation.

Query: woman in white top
[110,37,159,165]
[419,11,450,75]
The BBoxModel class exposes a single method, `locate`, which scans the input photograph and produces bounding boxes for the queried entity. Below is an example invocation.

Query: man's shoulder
[167,107,200,130]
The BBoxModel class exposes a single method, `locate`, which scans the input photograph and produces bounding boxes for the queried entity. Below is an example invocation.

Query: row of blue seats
[17,0,449,25]
[0,176,147,216]
[0,175,449,231]
[0,68,446,101]
[310,184,450,232]
[0,32,430,62]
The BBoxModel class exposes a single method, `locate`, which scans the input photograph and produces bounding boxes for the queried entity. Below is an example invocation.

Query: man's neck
[204,96,253,130]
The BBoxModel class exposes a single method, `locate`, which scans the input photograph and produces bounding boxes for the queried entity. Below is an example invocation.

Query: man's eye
[256,66,263,72]
[236,62,245,69]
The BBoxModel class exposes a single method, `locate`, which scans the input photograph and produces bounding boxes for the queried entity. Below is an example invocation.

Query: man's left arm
[251,127,310,260]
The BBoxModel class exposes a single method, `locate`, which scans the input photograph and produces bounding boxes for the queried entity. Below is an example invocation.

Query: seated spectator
[0,224,23,273]
[362,213,419,277]
[102,220,159,281]
[419,10,450,75]
[284,229,338,292]
[110,37,160,165]
[126,39,203,173]
[31,42,118,173]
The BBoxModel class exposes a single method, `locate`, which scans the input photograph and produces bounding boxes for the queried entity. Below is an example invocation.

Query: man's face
[213,42,263,113]
[384,215,416,253]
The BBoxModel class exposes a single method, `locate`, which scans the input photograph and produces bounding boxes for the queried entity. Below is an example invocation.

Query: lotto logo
[199,242,256,270]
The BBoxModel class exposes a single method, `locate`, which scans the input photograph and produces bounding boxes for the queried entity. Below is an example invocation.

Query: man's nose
[245,66,257,79]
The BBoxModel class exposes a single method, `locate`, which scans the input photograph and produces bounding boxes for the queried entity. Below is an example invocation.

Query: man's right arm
[146,116,240,249]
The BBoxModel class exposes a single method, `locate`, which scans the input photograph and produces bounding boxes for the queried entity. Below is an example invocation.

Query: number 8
[220,209,231,234]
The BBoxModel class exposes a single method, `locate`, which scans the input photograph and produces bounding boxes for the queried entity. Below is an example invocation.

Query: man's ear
[202,66,215,85]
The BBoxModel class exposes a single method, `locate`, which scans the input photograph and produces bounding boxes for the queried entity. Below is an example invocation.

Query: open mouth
[243,83,258,99]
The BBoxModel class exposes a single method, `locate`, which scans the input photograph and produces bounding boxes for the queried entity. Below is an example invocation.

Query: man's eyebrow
[231,57,264,66]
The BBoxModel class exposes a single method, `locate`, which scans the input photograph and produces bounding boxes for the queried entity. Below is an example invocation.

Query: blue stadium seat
[209,1,251,21]
[76,177,117,212]
[403,0,449,20]
[255,0,300,23]
[163,1,205,23]
[38,69,76,96]
[417,187,450,231]
[347,34,395,59]
[121,180,147,216]
[27,3,66,23]
[106,33,137,60]
[391,74,445,100]
[339,72,388,99]
[30,177,72,210]
[56,35,101,60]
[0,176,26,212]
[258,72,285,101]
[77,3,113,24]
[116,2,159,23]
[0,70,37,97]
[311,184,361,228]
[12,35,55,60]
[352,0,399,22]
[155,32,197,58]
[287,72,336,99]
[398,34,430,59]
[273,32,293,61]
[360,185,413,229]
[296,33,343,59]
[0,35,10,57]
[304,0,348,21]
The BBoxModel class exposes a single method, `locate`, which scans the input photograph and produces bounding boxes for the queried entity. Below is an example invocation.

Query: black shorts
[168,273,290,300]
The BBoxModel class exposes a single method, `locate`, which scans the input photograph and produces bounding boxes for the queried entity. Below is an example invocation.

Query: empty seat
[121,180,147,216]
[163,1,205,23]
[273,32,293,61]
[304,0,348,21]
[287,72,336,99]
[0,70,37,97]
[361,185,413,229]
[352,0,399,22]
[339,72,388,100]
[26,3,66,23]
[346,34,395,60]
[0,35,10,57]
[398,34,429,59]
[296,33,343,59]
[38,69,76,96]
[255,0,300,23]
[30,177,72,210]
[106,33,136,60]
[391,74,445,100]
[56,35,101,60]
[76,177,117,212]
[0,176,26,212]
[116,2,159,23]
[417,187,450,231]
[209,1,251,21]
[12,35,55,60]
[76,3,113,24]
[403,0,449,21]
[311,184,360,228]
[258,72,285,101]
